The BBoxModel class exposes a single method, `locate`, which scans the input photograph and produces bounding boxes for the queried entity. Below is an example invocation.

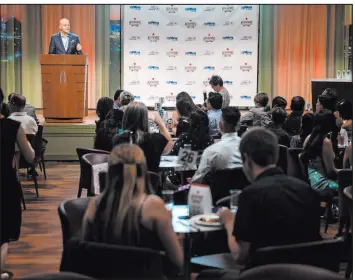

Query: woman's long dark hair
[299,113,315,145]
[96,97,114,121]
[187,111,211,150]
[302,109,336,160]
[176,92,197,118]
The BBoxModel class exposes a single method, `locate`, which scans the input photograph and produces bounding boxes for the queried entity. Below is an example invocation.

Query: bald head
[59,18,70,35]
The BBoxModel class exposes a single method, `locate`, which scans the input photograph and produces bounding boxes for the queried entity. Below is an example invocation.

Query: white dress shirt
[192,132,243,183]
[9,112,38,135]
[61,35,69,51]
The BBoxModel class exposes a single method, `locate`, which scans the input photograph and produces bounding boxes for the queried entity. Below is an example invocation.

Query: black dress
[1,118,22,245]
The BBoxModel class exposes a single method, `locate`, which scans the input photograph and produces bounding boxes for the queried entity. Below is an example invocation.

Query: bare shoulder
[323,137,332,147]
[144,194,165,209]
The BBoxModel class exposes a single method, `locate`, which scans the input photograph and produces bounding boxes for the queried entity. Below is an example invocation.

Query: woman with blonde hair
[82,144,183,272]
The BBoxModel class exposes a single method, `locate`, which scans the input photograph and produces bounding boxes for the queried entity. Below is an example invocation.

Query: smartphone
[178,215,191,220]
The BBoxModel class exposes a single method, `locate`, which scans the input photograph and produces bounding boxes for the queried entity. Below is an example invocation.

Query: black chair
[287,148,308,183]
[19,272,96,280]
[58,198,91,246]
[337,169,353,236]
[60,238,166,280]
[203,168,250,205]
[76,148,110,198]
[36,125,47,180]
[277,145,288,174]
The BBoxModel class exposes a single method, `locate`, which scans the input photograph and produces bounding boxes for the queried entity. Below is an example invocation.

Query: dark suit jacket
[49,33,83,55]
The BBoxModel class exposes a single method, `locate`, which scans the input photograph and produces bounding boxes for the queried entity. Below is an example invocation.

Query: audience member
[113,89,124,109]
[266,107,290,147]
[240,92,269,126]
[0,88,10,118]
[1,89,35,279]
[171,92,199,137]
[302,109,339,196]
[290,113,314,148]
[119,91,134,112]
[112,102,173,173]
[206,92,223,136]
[192,107,242,183]
[261,96,287,126]
[336,99,352,143]
[343,143,353,169]
[209,75,230,108]
[95,97,114,134]
[218,127,321,267]
[283,96,305,136]
[8,92,39,124]
[8,94,38,135]
[82,144,183,274]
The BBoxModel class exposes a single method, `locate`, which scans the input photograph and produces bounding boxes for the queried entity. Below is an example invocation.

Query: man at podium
[49,18,83,55]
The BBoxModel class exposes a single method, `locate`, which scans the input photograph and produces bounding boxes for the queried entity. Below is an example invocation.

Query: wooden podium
[40,54,89,123]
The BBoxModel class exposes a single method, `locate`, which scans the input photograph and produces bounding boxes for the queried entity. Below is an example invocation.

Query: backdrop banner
[123,4,259,107]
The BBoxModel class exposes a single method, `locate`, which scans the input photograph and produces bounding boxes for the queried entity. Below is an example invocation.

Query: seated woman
[168,111,214,185]
[290,113,314,148]
[95,97,114,134]
[112,102,173,174]
[240,92,270,126]
[336,99,353,143]
[82,144,183,273]
[302,109,339,196]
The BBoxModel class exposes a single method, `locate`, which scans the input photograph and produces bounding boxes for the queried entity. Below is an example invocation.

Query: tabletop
[159,156,184,169]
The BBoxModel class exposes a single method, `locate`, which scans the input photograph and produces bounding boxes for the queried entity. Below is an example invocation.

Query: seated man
[265,107,291,147]
[119,90,134,112]
[218,127,321,267]
[192,107,243,183]
[8,92,39,124]
[113,89,124,109]
[9,93,38,135]
[206,92,223,136]
[240,92,269,126]
[261,96,288,127]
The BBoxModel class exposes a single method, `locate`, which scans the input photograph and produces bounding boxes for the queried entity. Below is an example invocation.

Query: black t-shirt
[266,123,291,147]
[233,167,321,258]
[283,111,303,136]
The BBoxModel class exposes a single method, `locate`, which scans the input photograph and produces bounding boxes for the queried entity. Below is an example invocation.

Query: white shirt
[61,35,69,51]
[192,132,243,183]
[9,112,38,135]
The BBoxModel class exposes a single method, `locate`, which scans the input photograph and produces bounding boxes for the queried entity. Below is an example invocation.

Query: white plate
[191,214,222,227]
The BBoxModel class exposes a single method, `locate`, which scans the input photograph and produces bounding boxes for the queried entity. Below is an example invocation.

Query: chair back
[251,238,344,272]
[58,198,91,246]
[19,134,36,168]
[338,169,353,233]
[204,168,250,205]
[277,145,288,173]
[19,272,96,280]
[60,238,165,279]
[287,148,308,183]
[33,125,44,158]
[238,264,342,280]
[76,148,110,196]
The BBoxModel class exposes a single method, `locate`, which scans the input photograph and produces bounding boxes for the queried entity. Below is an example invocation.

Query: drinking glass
[336,70,342,79]
[346,70,352,80]
[230,189,242,213]
[342,70,347,79]
[162,190,174,211]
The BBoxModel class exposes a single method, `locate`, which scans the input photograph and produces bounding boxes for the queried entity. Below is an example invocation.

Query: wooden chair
[76,148,110,198]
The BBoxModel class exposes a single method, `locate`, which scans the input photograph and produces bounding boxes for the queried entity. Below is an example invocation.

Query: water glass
[230,189,242,213]
[346,70,352,80]
[336,70,342,79]
[162,190,174,211]
[342,70,347,79]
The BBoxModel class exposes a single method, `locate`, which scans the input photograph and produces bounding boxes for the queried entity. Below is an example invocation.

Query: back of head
[272,96,287,109]
[271,107,287,126]
[122,102,149,135]
[10,93,26,112]
[96,97,114,120]
[221,106,241,133]
[318,88,338,112]
[290,96,305,112]
[336,99,352,120]
[300,113,315,141]
[209,75,223,87]
[314,109,336,133]
[188,110,209,138]
[120,91,134,106]
[176,96,196,118]
[176,91,193,102]
[8,92,15,103]
[240,127,279,167]
[114,89,124,101]
[254,92,269,108]
[208,92,223,110]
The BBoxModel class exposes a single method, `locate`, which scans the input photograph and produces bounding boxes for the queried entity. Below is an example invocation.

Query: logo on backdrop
[203,51,214,56]
[129,36,141,41]
[166,66,177,71]
[185,36,196,42]
[166,5,179,13]
[185,7,197,12]
[203,78,211,86]
[129,18,141,27]
[185,51,197,56]
[129,5,141,10]
[204,22,216,27]
[241,18,253,27]
[240,63,252,72]
[241,5,253,10]
[129,63,141,72]
[222,5,234,13]
[204,66,215,71]
[148,65,160,70]
[185,81,196,85]
[167,36,178,41]
[167,80,178,85]
[203,34,216,42]
[129,51,140,55]
[165,93,176,102]
[148,51,159,56]
[241,50,253,55]
[223,21,235,26]
[185,63,197,72]
[185,20,197,28]
[222,48,234,57]
[224,80,233,85]
[148,21,159,26]
[204,6,215,12]
[148,33,160,42]
[241,36,252,40]
[148,5,159,11]
[222,36,234,41]
[166,21,178,26]
[240,95,252,100]
[129,80,140,86]
[147,78,159,87]
[166,48,179,57]
[221,66,233,71]
[240,80,252,85]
